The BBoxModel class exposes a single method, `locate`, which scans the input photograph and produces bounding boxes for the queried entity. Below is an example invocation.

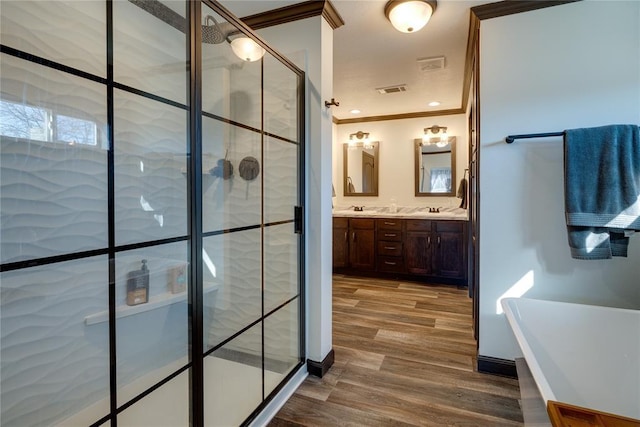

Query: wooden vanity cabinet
[349,219,376,269]
[405,220,433,275]
[332,217,349,268]
[433,221,466,279]
[405,220,466,281]
[376,219,405,273]
[333,216,467,285]
[332,217,376,271]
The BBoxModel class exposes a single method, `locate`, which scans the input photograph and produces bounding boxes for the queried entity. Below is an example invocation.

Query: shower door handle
[294,206,303,234]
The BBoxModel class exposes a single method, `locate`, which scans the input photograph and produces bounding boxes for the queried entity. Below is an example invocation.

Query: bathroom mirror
[343,142,379,196]
[414,137,456,197]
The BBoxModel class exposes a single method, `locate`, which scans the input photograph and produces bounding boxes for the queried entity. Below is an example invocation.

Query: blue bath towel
[564,124,640,260]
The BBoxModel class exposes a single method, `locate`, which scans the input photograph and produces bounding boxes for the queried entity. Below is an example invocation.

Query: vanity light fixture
[384,0,437,34]
[422,125,449,147]
[349,131,373,149]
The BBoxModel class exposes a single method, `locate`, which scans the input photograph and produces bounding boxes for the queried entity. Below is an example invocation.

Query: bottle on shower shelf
[127,259,149,306]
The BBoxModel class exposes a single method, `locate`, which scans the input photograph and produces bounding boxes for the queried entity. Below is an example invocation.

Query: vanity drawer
[350,218,375,230]
[378,230,402,241]
[406,220,432,232]
[333,217,349,228]
[435,221,464,233]
[376,219,403,231]
[378,241,403,257]
[377,257,405,273]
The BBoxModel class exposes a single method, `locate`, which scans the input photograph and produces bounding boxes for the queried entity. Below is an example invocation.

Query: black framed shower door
[0,1,305,426]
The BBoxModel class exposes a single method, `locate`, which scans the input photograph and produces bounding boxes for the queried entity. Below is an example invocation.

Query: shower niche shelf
[84,282,219,326]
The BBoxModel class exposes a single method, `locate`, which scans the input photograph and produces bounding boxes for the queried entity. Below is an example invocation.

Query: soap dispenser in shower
[127,259,150,306]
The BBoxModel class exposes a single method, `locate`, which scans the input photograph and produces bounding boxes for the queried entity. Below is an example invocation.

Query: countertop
[332,206,468,221]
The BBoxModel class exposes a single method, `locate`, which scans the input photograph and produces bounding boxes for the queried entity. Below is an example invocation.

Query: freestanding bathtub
[501,297,640,422]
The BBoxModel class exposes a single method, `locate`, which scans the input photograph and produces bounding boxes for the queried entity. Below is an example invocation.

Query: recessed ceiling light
[350,109,361,114]
[428,101,440,107]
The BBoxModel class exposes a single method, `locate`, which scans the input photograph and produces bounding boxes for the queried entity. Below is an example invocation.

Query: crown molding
[241,0,344,31]
[460,11,480,115]
[321,1,345,30]
[334,108,465,125]
[470,0,581,21]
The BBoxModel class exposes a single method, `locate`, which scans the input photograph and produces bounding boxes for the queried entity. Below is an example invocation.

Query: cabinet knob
[384,222,396,226]
[384,233,396,237]
[384,246,396,250]
[384,261,397,265]
[437,236,441,245]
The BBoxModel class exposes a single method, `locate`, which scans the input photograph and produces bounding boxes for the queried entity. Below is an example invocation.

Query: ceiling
[222,0,492,122]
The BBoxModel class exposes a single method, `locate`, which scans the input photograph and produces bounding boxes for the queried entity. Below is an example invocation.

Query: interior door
[362,151,375,193]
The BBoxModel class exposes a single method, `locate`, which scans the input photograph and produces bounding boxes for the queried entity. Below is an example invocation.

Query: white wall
[334,115,468,208]
[479,0,640,360]
[258,16,334,364]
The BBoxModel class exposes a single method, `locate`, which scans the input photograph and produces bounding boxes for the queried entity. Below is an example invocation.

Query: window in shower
[0,99,100,146]
[0,1,304,426]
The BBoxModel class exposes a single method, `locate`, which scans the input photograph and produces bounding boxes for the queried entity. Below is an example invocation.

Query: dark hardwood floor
[269,275,523,427]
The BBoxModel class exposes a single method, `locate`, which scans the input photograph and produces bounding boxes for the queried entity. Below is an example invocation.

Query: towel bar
[505,131,565,143]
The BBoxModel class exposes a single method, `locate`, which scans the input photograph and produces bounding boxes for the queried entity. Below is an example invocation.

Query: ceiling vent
[417,56,445,72]
[376,84,408,94]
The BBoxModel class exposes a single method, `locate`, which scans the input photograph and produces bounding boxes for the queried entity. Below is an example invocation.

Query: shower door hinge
[294,206,303,234]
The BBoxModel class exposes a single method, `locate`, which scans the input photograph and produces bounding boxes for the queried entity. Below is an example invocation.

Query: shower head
[202,15,227,44]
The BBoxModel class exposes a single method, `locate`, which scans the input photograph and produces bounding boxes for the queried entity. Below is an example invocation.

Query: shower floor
[56,356,284,426]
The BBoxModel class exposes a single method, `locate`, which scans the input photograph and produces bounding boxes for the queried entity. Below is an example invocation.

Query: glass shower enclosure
[0,1,304,425]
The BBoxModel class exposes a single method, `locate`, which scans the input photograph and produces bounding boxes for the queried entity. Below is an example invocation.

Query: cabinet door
[349,228,376,270]
[332,225,349,268]
[405,231,433,275]
[435,230,465,279]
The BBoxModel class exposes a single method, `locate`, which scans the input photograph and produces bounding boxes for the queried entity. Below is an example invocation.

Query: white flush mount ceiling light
[428,101,440,107]
[350,109,361,114]
[230,37,266,62]
[384,0,437,33]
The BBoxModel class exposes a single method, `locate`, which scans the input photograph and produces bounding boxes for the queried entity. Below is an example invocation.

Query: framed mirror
[414,137,456,196]
[343,141,379,196]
